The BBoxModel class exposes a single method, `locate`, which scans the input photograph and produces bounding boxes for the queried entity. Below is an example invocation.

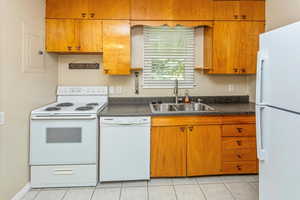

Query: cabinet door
[102,20,131,75]
[172,0,213,20]
[211,21,240,74]
[214,1,240,20]
[46,0,89,19]
[187,125,222,176]
[78,20,103,52]
[240,0,265,21]
[88,0,130,19]
[46,19,77,52]
[131,0,173,20]
[151,126,187,177]
[239,22,265,74]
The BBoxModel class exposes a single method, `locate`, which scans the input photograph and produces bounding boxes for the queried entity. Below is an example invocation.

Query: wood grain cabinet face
[78,20,103,52]
[187,125,222,176]
[131,0,213,20]
[214,0,265,21]
[46,19,77,52]
[88,0,130,19]
[151,126,187,177]
[46,0,89,19]
[102,20,131,75]
[208,21,264,74]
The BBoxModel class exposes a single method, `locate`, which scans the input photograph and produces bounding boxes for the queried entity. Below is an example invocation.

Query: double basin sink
[150,103,215,114]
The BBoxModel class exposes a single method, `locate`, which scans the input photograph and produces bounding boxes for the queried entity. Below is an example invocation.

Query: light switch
[0,112,4,125]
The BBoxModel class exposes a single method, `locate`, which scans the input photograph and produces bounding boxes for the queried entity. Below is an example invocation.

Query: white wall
[0,0,58,199]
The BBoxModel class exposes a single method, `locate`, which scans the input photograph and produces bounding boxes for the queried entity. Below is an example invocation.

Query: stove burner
[45,107,61,111]
[76,106,94,111]
[56,102,74,107]
[86,103,99,106]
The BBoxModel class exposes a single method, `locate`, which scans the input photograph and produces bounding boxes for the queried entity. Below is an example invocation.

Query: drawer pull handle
[189,126,194,132]
[53,169,73,175]
[234,15,238,19]
[237,154,242,159]
[180,127,185,132]
[81,13,87,18]
[236,128,243,133]
[236,165,242,171]
[90,13,95,18]
[236,140,242,146]
[67,46,72,51]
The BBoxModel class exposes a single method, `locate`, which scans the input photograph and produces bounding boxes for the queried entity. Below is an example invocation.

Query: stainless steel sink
[150,103,215,113]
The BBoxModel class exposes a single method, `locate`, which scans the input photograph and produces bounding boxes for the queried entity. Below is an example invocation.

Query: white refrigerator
[256,21,300,200]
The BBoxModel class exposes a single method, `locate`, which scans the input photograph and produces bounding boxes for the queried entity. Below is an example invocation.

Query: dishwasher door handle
[101,122,150,126]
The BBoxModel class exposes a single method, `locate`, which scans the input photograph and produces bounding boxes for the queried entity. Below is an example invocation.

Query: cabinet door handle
[236,165,242,171]
[233,68,238,73]
[236,128,243,133]
[180,127,185,132]
[81,13,87,18]
[241,68,246,73]
[237,154,242,159]
[76,46,81,50]
[189,126,194,132]
[67,46,72,51]
[90,13,95,18]
[234,15,239,19]
[241,15,247,19]
[236,140,242,146]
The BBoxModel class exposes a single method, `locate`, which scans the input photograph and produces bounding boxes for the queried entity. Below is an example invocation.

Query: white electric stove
[30,86,108,188]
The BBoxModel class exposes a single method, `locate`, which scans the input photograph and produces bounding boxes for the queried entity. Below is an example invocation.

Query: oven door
[30,115,98,165]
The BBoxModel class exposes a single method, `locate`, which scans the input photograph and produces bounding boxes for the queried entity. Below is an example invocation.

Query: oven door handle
[31,115,97,120]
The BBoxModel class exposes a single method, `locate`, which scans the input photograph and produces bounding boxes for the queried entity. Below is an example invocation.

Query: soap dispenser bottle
[184,90,190,104]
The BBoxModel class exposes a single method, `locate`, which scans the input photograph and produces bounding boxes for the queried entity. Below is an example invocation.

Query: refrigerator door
[257,105,300,200]
[257,21,300,113]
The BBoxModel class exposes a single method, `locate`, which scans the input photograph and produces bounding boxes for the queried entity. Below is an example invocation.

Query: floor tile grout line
[247,182,258,193]
[147,181,149,200]
[223,183,237,200]
[197,184,208,200]
[32,189,41,200]
[60,188,70,200]
[118,182,123,200]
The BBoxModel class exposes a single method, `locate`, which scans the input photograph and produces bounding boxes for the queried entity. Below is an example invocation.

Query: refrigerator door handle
[256,50,268,105]
[256,105,266,161]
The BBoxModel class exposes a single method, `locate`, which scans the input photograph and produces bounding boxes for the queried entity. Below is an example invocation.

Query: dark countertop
[99,102,255,117]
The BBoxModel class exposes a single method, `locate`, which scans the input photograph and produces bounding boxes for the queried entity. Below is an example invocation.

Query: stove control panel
[57,86,108,96]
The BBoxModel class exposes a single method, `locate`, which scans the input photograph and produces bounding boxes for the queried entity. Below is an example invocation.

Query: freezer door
[257,106,300,200]
[257,21,300,113]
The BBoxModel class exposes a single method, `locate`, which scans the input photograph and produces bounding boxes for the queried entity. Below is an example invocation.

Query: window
[143,26,195,88]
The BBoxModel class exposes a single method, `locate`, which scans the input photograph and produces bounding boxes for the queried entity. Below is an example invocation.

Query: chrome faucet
[174,79,179,104]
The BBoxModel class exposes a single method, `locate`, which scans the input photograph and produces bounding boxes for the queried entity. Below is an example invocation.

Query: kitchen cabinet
[46,0,89,19]
[46,19,103,53]
[102,20,131,75]
[151,115,257,177]
[206,21,264,74]
[131,0,213,20]
[214,0,265,21]
[187,125,222,176]
[151,126,187,177]
[46,0,130,19]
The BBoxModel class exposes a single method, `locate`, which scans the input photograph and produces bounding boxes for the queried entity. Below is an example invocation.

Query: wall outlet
[0,112,4,125]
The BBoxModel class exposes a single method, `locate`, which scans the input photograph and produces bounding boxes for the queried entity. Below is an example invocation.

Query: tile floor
[22,175,259,200]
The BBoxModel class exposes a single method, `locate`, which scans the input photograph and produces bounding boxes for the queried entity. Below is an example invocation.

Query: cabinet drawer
[31,165,97,188]
[222,137,256,150]
[222,148,257,162]
[222,161,257,174]
[222,124,256,137]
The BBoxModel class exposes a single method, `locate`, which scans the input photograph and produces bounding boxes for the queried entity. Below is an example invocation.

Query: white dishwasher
[99,117,151,182]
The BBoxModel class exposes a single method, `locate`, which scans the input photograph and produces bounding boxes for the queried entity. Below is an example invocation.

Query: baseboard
[11,183,31,200]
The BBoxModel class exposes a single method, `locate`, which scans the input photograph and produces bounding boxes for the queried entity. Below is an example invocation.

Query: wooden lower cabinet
[151,115,258,177]
[187,125,222,176]
[151,126,187,177]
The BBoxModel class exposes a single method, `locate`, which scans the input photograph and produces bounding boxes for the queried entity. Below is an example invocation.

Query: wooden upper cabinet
[88,0,130,19]
[151,126,187,177]
[214,0,265,21]
[78,20,103,52]
[239,21,265,74]
[211,21,240,74]
[172,0,213,20]
[131,0,213,20]
[207,21,264,74]
[187,125,222,176]
[131,0,173,20]
[46,0,89,19]
[46,19,77,52]
[102,20,131,75]
[46,19,103,53]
